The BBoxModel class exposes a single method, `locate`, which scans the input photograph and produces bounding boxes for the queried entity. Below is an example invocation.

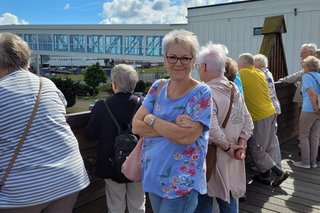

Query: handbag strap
[104,96,141,134]
[0,77,43,190]
[221,81,235,128]
[307,72,320,90]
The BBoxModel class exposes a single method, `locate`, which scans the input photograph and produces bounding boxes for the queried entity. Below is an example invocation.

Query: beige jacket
[206,76,254,202]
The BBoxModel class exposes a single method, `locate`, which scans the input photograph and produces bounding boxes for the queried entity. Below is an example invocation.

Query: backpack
[104,98,141,183]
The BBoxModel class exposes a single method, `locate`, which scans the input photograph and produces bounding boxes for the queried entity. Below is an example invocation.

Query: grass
[66,92,110,114]
[136,66,166,73]
[53,73,85,82]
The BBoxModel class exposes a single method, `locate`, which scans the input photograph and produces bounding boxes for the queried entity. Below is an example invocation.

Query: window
[23,34,38,50]
[38,34,53,51]
[146,36,163,56]
[125,36,143,55]
[70,34,85,53]
[53,34,68,52]
[87,35,103,53]
[253,27,263,36]
[106,35,122,54]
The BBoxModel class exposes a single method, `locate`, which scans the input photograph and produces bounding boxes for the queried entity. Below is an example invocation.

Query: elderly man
[278,43,318,105]
[238,53,289,187]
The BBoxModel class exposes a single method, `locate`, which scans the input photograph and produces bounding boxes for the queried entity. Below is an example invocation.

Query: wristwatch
[148,115,157,126]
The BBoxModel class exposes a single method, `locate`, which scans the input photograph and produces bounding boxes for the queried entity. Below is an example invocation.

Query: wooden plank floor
[144,138,320,213]
[240,138,320,213]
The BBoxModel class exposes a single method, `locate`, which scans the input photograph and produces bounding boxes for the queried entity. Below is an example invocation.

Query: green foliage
[134,80,146,93]
[76,83,90,96]
[159,74,170,79]
[84,62,107,96]
[99,83,114,95]
[50,76,78,107]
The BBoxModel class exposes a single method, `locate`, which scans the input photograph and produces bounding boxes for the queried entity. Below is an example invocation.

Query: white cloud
[0,13,28,25]
[99,0,240,24]
[64,3,70,10]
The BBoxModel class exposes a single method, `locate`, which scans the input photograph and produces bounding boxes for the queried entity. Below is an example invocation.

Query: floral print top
[142,79,212,199]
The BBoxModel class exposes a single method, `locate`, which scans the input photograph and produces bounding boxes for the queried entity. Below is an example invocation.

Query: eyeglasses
[166,55,193,65]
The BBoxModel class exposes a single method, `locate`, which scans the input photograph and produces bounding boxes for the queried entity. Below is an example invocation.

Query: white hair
[253,54,268,68]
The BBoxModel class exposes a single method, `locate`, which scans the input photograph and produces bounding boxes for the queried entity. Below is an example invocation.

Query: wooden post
[259,15,288,81]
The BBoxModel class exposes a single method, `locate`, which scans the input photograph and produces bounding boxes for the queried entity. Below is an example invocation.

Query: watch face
[149,116,156,126]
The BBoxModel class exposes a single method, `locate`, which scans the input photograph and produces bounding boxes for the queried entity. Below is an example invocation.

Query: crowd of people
[0,29,319,213]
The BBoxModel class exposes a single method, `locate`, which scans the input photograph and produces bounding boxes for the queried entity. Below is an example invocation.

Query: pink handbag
[121,138,143,182]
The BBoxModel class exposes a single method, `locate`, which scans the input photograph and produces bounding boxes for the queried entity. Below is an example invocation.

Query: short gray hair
[238,53,254,66]
[111,64,139,93]
[198,43,227,73]
[162,29,199,57]
[0,32,30,72]
[301,43,317,54]
[253,54,268,68]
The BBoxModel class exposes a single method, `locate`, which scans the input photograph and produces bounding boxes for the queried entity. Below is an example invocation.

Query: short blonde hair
[162,29,199,57]
[301,56,320,72]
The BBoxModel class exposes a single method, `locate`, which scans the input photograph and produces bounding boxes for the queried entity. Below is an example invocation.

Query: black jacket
[86,92,143,179]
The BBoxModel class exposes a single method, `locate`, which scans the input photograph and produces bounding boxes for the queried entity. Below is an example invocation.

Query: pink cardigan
[206,76,253,203]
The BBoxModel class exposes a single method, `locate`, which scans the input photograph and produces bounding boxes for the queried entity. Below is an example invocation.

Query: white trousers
[105,179,145,213]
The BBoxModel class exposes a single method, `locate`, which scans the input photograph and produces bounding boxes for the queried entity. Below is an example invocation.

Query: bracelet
[148,116,157,126]
[223,144,231,152]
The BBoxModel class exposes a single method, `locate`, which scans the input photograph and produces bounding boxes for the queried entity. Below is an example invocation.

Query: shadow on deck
[68,83,319,213]
[240,138,320,213]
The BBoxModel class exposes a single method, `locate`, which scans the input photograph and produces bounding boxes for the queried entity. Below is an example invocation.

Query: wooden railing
[69,82,299,212]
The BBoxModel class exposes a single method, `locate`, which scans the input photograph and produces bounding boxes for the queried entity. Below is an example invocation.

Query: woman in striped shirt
[0,32,89,212]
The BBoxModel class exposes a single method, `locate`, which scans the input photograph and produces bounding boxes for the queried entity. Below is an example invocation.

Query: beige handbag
[121,138,143,182]
[206,81,235,182]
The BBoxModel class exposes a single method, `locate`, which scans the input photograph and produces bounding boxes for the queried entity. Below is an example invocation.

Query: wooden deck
[240,138,320,213]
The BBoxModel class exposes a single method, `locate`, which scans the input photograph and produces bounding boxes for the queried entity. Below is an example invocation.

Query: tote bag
[121,138,143,182]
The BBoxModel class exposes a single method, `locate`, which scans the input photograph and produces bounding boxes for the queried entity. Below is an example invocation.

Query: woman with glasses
[132,29,212,213]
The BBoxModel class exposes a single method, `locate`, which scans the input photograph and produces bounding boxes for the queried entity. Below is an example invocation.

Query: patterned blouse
[142,79,212,199]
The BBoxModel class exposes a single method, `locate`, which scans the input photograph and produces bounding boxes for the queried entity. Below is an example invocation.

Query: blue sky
[0,0,240,25]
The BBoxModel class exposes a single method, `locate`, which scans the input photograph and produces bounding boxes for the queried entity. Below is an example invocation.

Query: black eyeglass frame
[165,55,193,65]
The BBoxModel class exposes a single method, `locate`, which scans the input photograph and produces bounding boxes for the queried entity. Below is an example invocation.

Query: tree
[84,62,107,96]
[134,80,146,93]
[51,76,78,107]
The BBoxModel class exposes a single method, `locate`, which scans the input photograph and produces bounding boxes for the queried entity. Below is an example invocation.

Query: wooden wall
[68,82,299,212]
[66,112,107,213]
[275,82,300,143]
